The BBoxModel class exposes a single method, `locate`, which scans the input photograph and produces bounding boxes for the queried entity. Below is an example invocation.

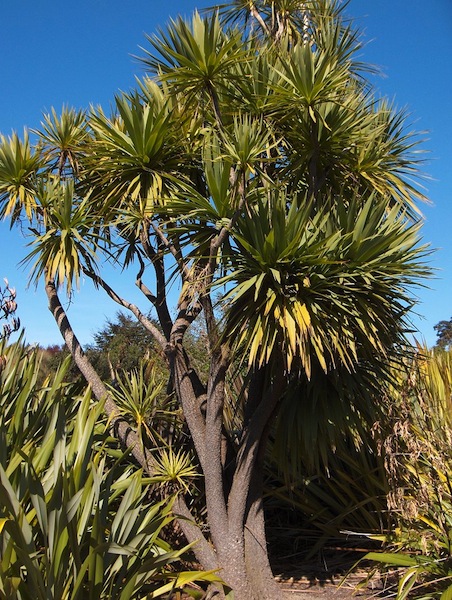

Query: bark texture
[46,273,284,599]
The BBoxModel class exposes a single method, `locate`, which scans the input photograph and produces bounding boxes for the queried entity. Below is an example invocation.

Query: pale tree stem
[250,2,270,36]
[138,227,173,339]
[45,276,152,472]
[81,267,167,350]
[302,4,311,46]
[172,494,219,571]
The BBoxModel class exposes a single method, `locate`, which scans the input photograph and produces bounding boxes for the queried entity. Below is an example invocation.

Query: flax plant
[0,341,218,599]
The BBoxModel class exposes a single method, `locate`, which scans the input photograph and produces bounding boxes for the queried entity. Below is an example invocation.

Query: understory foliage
[0,1,432,598]
[0,339,217,599]
[264,366,391,555]
[264,348,452,599]
[359,348,452,599]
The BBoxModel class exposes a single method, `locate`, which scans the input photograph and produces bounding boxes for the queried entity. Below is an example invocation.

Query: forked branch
[81,267,167,350]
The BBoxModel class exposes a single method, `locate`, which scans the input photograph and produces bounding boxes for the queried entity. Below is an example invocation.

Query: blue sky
[0,0,451,348]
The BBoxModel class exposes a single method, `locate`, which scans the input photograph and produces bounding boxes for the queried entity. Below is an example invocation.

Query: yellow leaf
[287,349,293,370]
[293,302,311,329]
[263,290,276,316]
[311,335,328,373]
[249,327,263,366]
[285,310,297,353]
[440,583,452,600]
[300,347,311,380]
[0,518,8,533]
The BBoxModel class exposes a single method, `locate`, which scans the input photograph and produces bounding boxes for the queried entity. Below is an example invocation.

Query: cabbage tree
[0,1,430,598]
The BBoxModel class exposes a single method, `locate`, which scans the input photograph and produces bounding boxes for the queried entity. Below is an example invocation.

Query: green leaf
[365,551,419,567]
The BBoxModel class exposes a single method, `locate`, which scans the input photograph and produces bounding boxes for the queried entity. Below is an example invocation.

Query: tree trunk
[244,453,281,599]
[46,274,284,599]
[203,369,284,599]
[213,518,279,600]
[243,387,281,600]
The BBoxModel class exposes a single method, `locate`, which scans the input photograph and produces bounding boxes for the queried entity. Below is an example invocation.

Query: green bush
[0,338,217,599]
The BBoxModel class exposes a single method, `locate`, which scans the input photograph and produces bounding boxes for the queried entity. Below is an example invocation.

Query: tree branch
[209,174,247,257]
[45,276,153,473]
[201,293,221,354]
[82,267,167,350]
[170,345,207,470]
[135,253,158,305]
[139,224,173,339]
[46,276,220,580]
[150,221,189,281]
[203,341,230,543]
[227,367,285,537]
[249,2,270,37]
[173,494,219,572]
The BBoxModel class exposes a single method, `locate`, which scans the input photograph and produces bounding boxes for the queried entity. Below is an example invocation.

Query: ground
[278,570,384,599]
[275,554,388,599]
[178,551,392,599]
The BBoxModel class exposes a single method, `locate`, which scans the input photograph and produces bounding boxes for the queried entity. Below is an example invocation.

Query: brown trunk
[244,453,281,599]
[205,369,284,599]
[245,507,280,599]
[172,494,218,572]
[218,539,256,599]
[215,527,277,600]
[242,378,281,599]
[46,271,284,600]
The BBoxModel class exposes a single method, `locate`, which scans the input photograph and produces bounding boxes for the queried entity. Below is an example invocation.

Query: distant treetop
[434,318,452,350]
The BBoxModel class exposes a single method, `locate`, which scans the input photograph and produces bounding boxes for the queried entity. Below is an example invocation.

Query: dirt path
[279,578,379,599]
[275,563,387,599]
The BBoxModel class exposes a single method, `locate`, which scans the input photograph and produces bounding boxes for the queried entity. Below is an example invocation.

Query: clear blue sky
[0,0,451,348]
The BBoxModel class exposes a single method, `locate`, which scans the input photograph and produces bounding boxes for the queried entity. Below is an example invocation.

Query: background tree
[38,312,209,387]
[87,311,163,380]
[434,318,452,350]
[0,2,430,598]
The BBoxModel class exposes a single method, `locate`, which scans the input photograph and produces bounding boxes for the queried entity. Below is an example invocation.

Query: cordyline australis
[0,1,431,597]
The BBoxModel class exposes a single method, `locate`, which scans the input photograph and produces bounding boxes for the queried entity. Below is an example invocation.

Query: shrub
[0,340,217,599]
